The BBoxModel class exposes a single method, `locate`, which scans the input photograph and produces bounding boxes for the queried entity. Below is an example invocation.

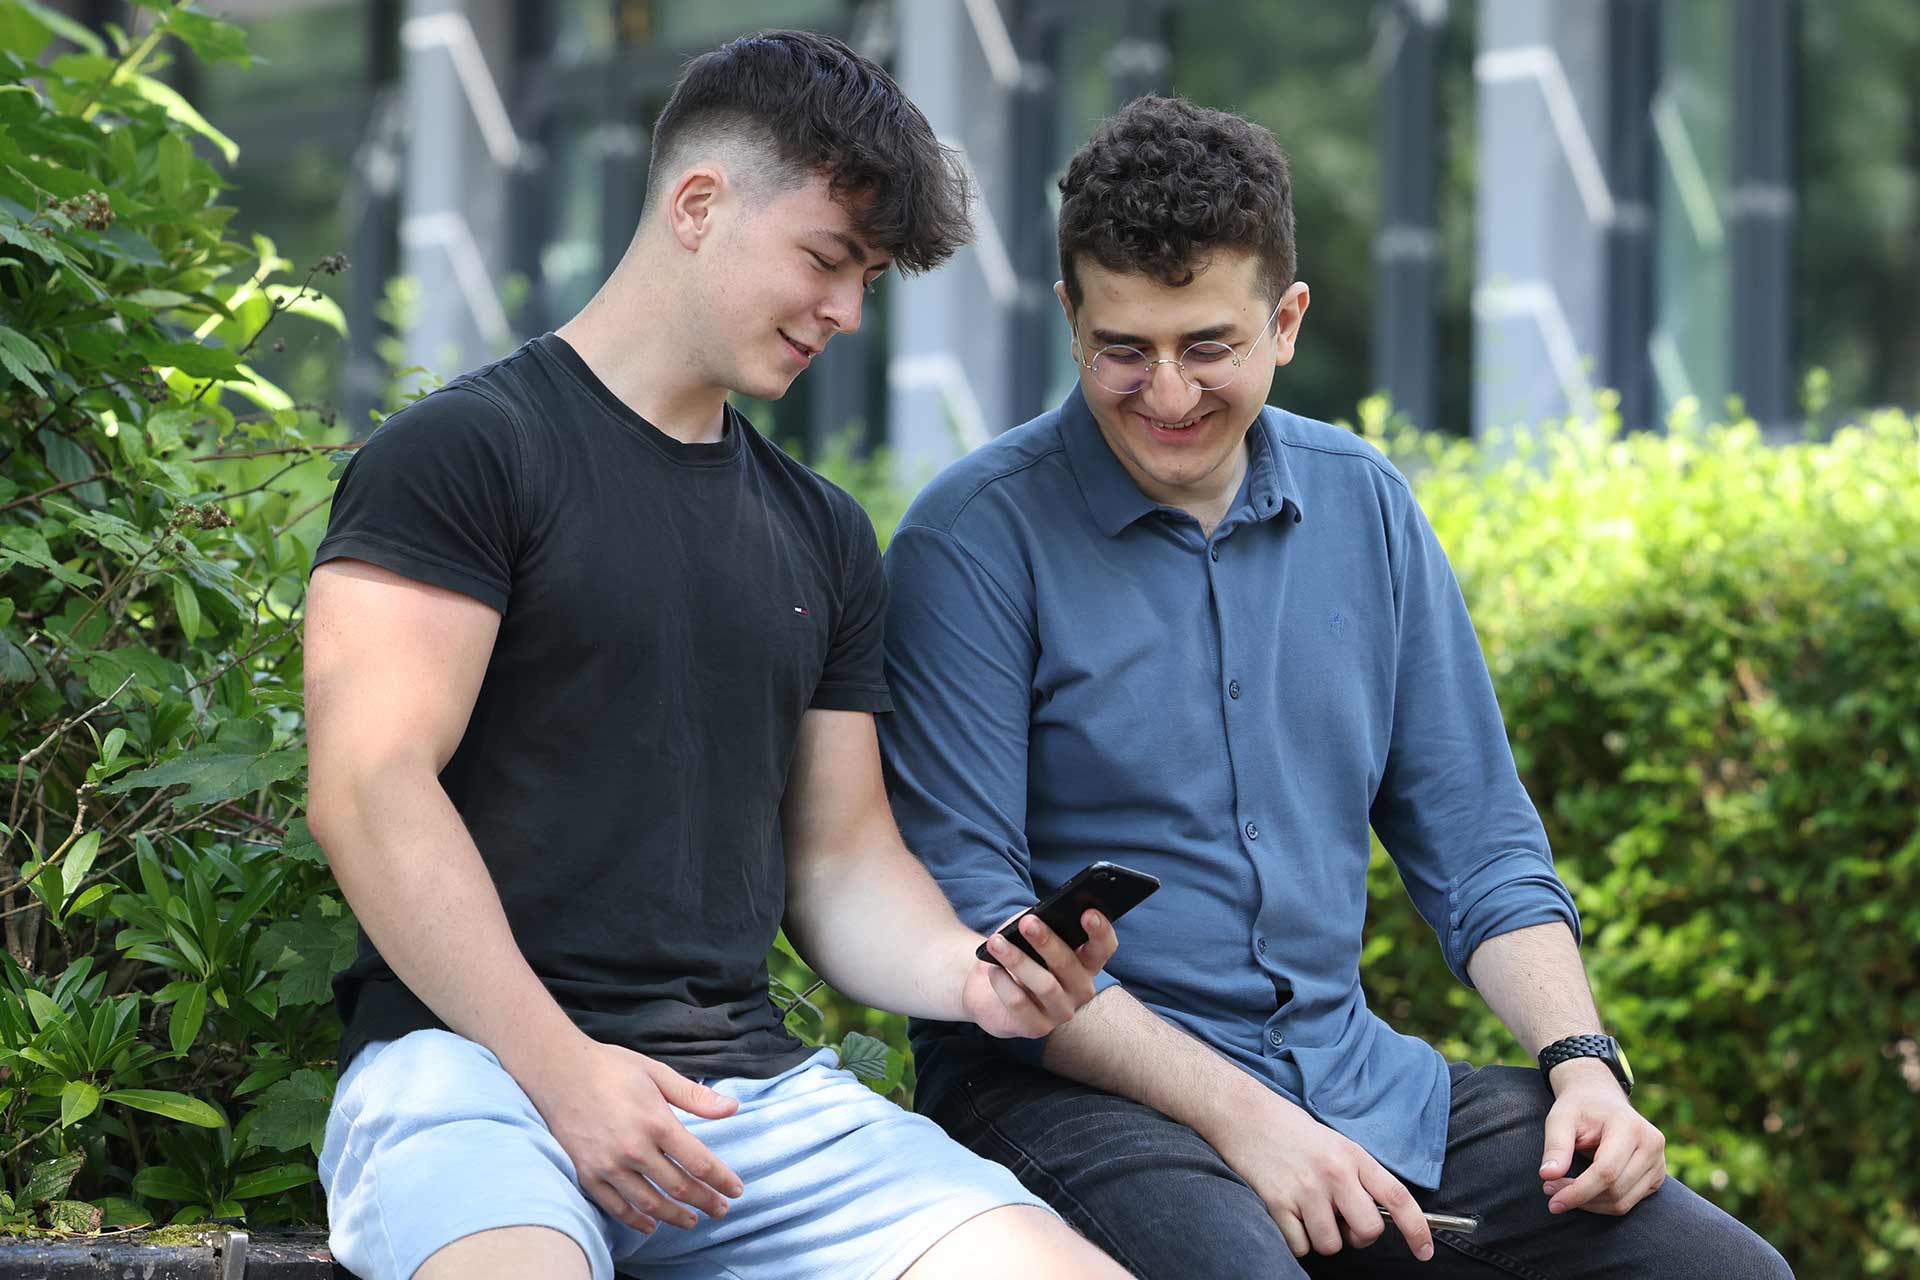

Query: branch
[191,442,360,463]
[0,471,110,515]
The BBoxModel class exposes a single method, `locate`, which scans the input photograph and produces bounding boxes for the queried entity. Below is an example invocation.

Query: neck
[556,256,728,444]
[1142,444,1249,537]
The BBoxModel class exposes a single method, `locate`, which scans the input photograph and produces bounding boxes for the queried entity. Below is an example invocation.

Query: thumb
[1540,1104,1578,1179]
[649,1063,740,1119]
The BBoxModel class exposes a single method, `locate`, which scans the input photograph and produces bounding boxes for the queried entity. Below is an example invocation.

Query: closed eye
[806,251,837,272]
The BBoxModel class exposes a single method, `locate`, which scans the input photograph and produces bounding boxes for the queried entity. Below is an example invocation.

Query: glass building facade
[70,0,1920,465]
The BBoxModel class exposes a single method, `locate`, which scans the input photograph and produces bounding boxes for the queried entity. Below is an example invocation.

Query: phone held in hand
[1377,1205,1480,1235]
[975,861,1161,969]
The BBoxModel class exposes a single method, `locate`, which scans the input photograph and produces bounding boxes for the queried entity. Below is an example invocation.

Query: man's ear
[1054,280,1080,357]
[667,167,725,252]
[1273,281,1311,368]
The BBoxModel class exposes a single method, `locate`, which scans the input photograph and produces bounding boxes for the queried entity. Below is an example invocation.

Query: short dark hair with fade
[646,29,973,276]
[1057,95,1296,307]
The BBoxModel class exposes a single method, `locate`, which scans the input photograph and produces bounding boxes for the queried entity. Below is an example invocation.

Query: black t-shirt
[313,333,892,1078]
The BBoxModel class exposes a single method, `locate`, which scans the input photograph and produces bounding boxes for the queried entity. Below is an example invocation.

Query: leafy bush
[1351,395,1919,1277]
[0,3,350,1231]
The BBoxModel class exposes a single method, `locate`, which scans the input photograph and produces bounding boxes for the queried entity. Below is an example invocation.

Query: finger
[635,1149,727,1224]
[1541,1177,1574,1197]
[1300,1193,1345,1257]
[648,1063,741,1122]
[1589,1143,1662,1216]
[1016,914,1095,1004]
[661,1126,747,1200]
[1617,1162,1667,1214]
[1360,1164,1434,1261]
[984,959,1047,1034]
[592,1173,665,1234]
[1271,1208,1311,1258]
[1539,1103,1579,1181]
[1331,1176,1386,1251]
[1550,1128,1633,1214]
[1076,909,1118,969]
[986,932,1074,1024]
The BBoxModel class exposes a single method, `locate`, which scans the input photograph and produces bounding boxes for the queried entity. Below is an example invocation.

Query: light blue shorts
[318,1029,1049,1280]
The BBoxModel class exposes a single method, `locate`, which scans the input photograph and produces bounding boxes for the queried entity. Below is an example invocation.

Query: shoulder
[896,411,1070,540]
[1266,410,1412,495]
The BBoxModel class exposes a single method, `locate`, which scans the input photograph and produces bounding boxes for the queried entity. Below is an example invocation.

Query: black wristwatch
[1537,1034,1634,1095]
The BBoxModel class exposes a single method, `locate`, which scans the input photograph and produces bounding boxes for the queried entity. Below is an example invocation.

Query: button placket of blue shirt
[1214,494,1297,1056]
[1206,513,1280,1054]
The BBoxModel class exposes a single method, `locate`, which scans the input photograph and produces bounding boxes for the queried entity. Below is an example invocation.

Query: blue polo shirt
[879,387,1580,1188]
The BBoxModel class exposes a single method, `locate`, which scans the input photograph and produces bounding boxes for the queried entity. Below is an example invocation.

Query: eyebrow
[1089,322,1241,347]
[803,227,889,273]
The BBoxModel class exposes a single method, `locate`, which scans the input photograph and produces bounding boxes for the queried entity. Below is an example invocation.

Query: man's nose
[820,279,864,337]
[1137,358,1201,418]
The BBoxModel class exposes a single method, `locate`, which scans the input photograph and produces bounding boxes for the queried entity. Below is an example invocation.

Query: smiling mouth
[779,331,818,360]
[1137,410,1210,433]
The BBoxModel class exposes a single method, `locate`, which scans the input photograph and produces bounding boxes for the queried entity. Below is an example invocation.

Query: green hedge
[1348,396,1919,1276]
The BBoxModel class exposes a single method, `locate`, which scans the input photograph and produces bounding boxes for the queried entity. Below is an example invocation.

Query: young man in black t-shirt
[303,32,1127,1280]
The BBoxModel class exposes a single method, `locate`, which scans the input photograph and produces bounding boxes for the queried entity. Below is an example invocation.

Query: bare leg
[413,1225,592,1280]
[901,1204,1130,1280]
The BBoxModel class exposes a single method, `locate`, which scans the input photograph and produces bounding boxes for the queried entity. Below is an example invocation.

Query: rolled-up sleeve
[1367,492,1580,986]
[881,523,1120,1058]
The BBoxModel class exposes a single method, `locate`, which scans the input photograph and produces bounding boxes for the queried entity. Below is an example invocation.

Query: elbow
[304,745,437,861]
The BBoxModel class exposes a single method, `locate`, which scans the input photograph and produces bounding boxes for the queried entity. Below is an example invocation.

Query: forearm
[1041,985,1277,1146]
[1465,920,1604,1056]
[781,816,978,1020]
[309,764,586,1085]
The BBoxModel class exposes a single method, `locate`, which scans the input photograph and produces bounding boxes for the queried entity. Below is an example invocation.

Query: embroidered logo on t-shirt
[792,606,809,616]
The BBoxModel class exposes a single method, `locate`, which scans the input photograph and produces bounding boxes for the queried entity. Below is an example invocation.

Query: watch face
[1613,1040,1634,1086]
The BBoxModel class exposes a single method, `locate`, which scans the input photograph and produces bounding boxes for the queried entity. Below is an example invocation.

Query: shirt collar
[1059,385,1306,537]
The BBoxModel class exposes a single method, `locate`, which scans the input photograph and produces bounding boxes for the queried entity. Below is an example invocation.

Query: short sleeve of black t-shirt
[313,335,889,1079]
[316,386,523,613]
[811,501,890,713]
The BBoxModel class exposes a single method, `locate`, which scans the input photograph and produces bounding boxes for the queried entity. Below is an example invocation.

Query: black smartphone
[975,861,1161,968]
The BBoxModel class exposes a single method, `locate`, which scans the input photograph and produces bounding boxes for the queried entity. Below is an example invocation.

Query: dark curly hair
[646,30,973,276]
[1057,95,1296,306]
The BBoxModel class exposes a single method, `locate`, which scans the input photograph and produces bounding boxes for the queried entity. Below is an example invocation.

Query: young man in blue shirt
[880,95,1791,1278]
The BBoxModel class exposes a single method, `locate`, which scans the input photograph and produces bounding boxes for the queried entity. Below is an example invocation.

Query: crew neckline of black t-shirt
[532,331,744,468]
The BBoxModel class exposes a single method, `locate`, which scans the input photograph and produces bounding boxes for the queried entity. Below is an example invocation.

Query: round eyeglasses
[1072,296,1286,396]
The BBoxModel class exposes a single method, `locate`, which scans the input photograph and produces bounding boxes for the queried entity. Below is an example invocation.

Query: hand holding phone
[976,861,1160,969]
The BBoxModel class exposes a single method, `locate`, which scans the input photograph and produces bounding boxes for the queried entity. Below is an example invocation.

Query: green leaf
[46,1198,104,1232]
[170,576,201,642]
[10,1,102,55]
[168,980,207,1056]
[264,283,347,337]
[61,830,101,895]
[131,1164,202,1202]
[0,322,51,396]
[101,734,306,811]
[229,1162,315,1199]
[134,337,240,380]
[59,1078,100,1127]
[127,72,238,164]
[261,913,357,1006]
[279,816,324,865]
[22,987,65,1031]
[22,859,61,914]
[836,1031,891,1082]
[105,1088,224,1128]
[247,1068,332,1155]
[23,1152,85,1204]
[122,287,194,309]
[97,1196,154,1228]
[0,640,33,683]
[157,5,250,67]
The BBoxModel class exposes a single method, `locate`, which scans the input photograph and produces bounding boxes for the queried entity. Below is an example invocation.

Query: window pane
[1798,1,1920,417]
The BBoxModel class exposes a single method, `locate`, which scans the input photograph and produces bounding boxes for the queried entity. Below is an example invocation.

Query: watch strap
[1538,1033,1631,1094]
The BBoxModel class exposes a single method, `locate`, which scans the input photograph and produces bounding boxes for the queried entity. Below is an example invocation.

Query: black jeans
[925,1057,1794,1279]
